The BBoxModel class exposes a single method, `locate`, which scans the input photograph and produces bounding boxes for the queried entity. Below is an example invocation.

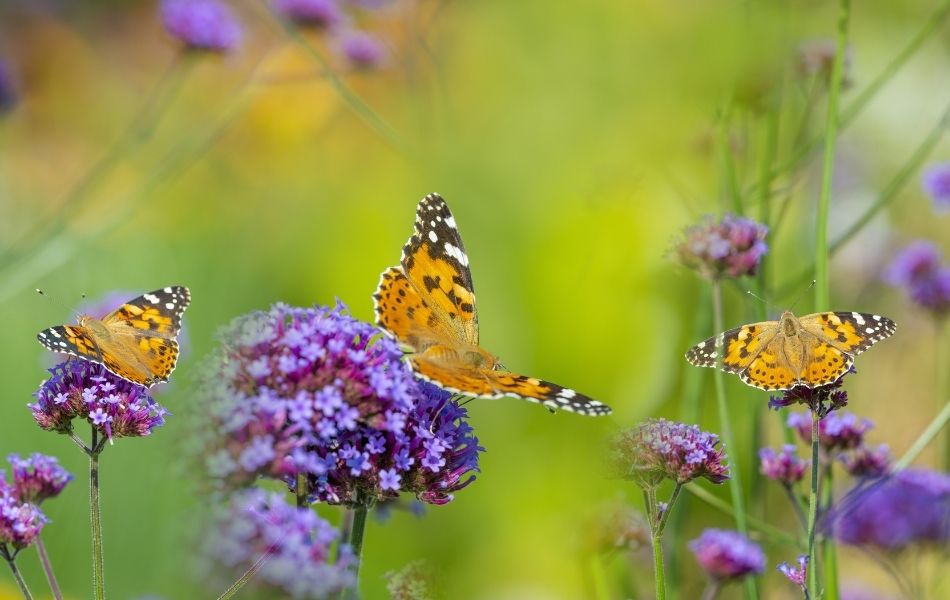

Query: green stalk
[296,473,308,508]
[814,0,850,311]
[34,535,63,600]
[782,484,808,532]
[894,397,950,470]
[718,108,743,214]
[805,412,821,600]
[341,492,371,600]
[89,427,105,600]
[710,280,758,600]
[215,550,273,600]
[822,466,838,600]
[700,581,722,600]
[685,483,799,546]
[589,555,609,600]
[650,531,667,600]
[2,550,34,600]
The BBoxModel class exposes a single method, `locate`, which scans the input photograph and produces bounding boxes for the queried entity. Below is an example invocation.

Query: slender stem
[806,411,821,600]
[782,484,808,531]
[3,553,34,600]
[589,555,609,600]
[822,466,839,600]
[718,108,743,214]
[655,484,682,537]
[215,549,273,600]
[894,396,950,471]
[814,0,850,312]
[67,430,92,456]
[340,493,371,600]
[650,530,667,600]
[685,483,799,546]
[295,473,308,508]
[700,581,722,600]
[89,426,105,600]
[34,535,63,600]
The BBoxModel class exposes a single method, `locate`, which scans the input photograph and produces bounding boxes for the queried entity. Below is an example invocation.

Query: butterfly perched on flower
[373,193,611,416]
[37,286,191,387]
[686,310,896,391]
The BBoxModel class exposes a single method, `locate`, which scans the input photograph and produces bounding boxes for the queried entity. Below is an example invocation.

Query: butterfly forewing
[685,322,779,374]
[797,312,896,355]
[103,286,190,338]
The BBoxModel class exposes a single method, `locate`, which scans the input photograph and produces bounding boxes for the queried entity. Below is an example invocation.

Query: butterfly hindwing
[798,337,853,387]
[401,193,478,346]
[739,336,800,390]
[797,312,896,355]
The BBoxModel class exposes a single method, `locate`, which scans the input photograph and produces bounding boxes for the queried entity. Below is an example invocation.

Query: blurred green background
[1,0,949,598]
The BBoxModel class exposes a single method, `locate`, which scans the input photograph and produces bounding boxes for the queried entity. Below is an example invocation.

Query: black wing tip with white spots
[839,312,896,353]
[684,334,723,368]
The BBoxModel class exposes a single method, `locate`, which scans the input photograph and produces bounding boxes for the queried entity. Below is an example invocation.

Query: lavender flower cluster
[30,361,168,441]
[0,454,72,552]
[275,0,389,69]
[612,418,729,486]
[194,302,483,506]
[885,240,950,316]
[758,445,809,485]
[688,529,765,582]
[921,162,950,214]
[676,214,768,279]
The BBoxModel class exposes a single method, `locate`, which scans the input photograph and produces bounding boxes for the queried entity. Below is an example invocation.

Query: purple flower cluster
[777,555,808,591]
[838,443,891,478]
[0,58,16,114]
[31,361,168,440]
[769,375,849,415]
[921,162,950,214]
[885,240,950,315]
[201,489,353,598]
[612,419,730,486]
[759,445,809,485]
[787,410,871,451]
[676,214,768,279]
[6,453,72,504]
[688,529,765,582]
[833,468,950,550]
[274,0,389,69]
[0,488,46,551]
[161,0,243,52]
[193,302,483,505]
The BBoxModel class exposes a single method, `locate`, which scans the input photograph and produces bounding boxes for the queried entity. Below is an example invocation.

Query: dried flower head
[611,419,729,487]
[31,361,168,440]
[0,488,46,550]
[340,31,387,69]
[759,445,809,485]
[193,302,483,505]
[581,500,650,556]
[201,489,353,599]
[796,39,852,86]
[787,410,871,451]
[676,214,768,280]
[274,0,343,28]
[921,162,950,214]
[161,0,242,52]
[768,374,849,416]
[885,241,950,316]
[7,453,72,504]
[688,529,765,582]
[777,555,808,591]
[838,443,891,478]
[385,560,440,600]
[832,468,950,550]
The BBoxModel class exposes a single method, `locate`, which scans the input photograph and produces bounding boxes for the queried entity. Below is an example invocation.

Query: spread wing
[101,286,190,338]
[686,321,780,374]
[37,325,104,362]
[374,266,447,350]
[797,312,896,355]
[399,193,478,347]
[411,352,612,416]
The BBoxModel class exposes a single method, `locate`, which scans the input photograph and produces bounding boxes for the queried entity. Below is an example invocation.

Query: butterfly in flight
[686,310,896,391]
[37,286,191,387]
[373,194,611,416]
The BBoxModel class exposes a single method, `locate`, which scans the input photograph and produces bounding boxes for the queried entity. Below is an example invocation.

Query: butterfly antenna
[789,280,817,313]
[36,288,72,316]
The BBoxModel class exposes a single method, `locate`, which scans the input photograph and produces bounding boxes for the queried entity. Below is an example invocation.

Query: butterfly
[37,286,191,387]
[685,310,896,391]
[373,193,611,416]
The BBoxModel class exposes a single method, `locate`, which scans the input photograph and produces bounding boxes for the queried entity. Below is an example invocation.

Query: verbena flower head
[833,468,950,550]
[0,58,16,114]
[839,443,891,478]
[787,410,871,451]
[921,162,950,214]
[193,302,483,506]
[884,241,950,315]
[31,361,168,440]
[0,488,46,550]
[581,500,650,555]
[201,489,353,598]
[769,375,849,415]
[611,418,729,487]
[759,445,809,485]
[688,529,765,582]
[385,560,440,600]
[274,0,343,28]
[7,453,72,504]
[340,31,387,69]
[676,214,768,279]
[161,0,242,52]
[777,555,808,591]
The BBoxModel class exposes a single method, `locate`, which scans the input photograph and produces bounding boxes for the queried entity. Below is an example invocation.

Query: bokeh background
[1,0,949,598]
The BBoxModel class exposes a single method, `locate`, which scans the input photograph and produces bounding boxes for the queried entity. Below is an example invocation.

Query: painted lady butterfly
[374,194,611,416]
[37,286,191,387]
[686,310,896,391]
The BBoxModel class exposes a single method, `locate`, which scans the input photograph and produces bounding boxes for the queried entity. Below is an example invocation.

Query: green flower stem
[700,580,722,600]
[718,107,743,214]
[655,484,682,537]
[295,473,308,508]
[805,411,821,600]
[710,280,758,600]
[589,555,609,600]
[89,426,105,600]
[821,466,838,600]
[814,0,850,311]
[895,396,950,471]
[782,484,808,531]
[341,492,371,600]
[34,535,63,600]
[215,549,273,600]
[650,527,667,600]
[685,483,799,546]
[2,548,33,600]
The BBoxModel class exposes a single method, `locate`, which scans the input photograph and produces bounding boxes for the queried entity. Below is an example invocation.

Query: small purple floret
[838,443,891,478]
[0,488,46,550]
[787,410,871,451]
[759,445,809,485]
[688,529,765,582]
[161,0,242,52]
[340,31,387,69]
[777,555,808,591]
[612,418,730,486]
[921,162,950,214]
[7,454,72,504]
[885,240,950,315]
[676,214,768,279]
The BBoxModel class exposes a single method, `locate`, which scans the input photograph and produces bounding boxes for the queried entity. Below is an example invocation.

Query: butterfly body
[37,286,190,387]
[374,194,611,416]
[686,310,895,391]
